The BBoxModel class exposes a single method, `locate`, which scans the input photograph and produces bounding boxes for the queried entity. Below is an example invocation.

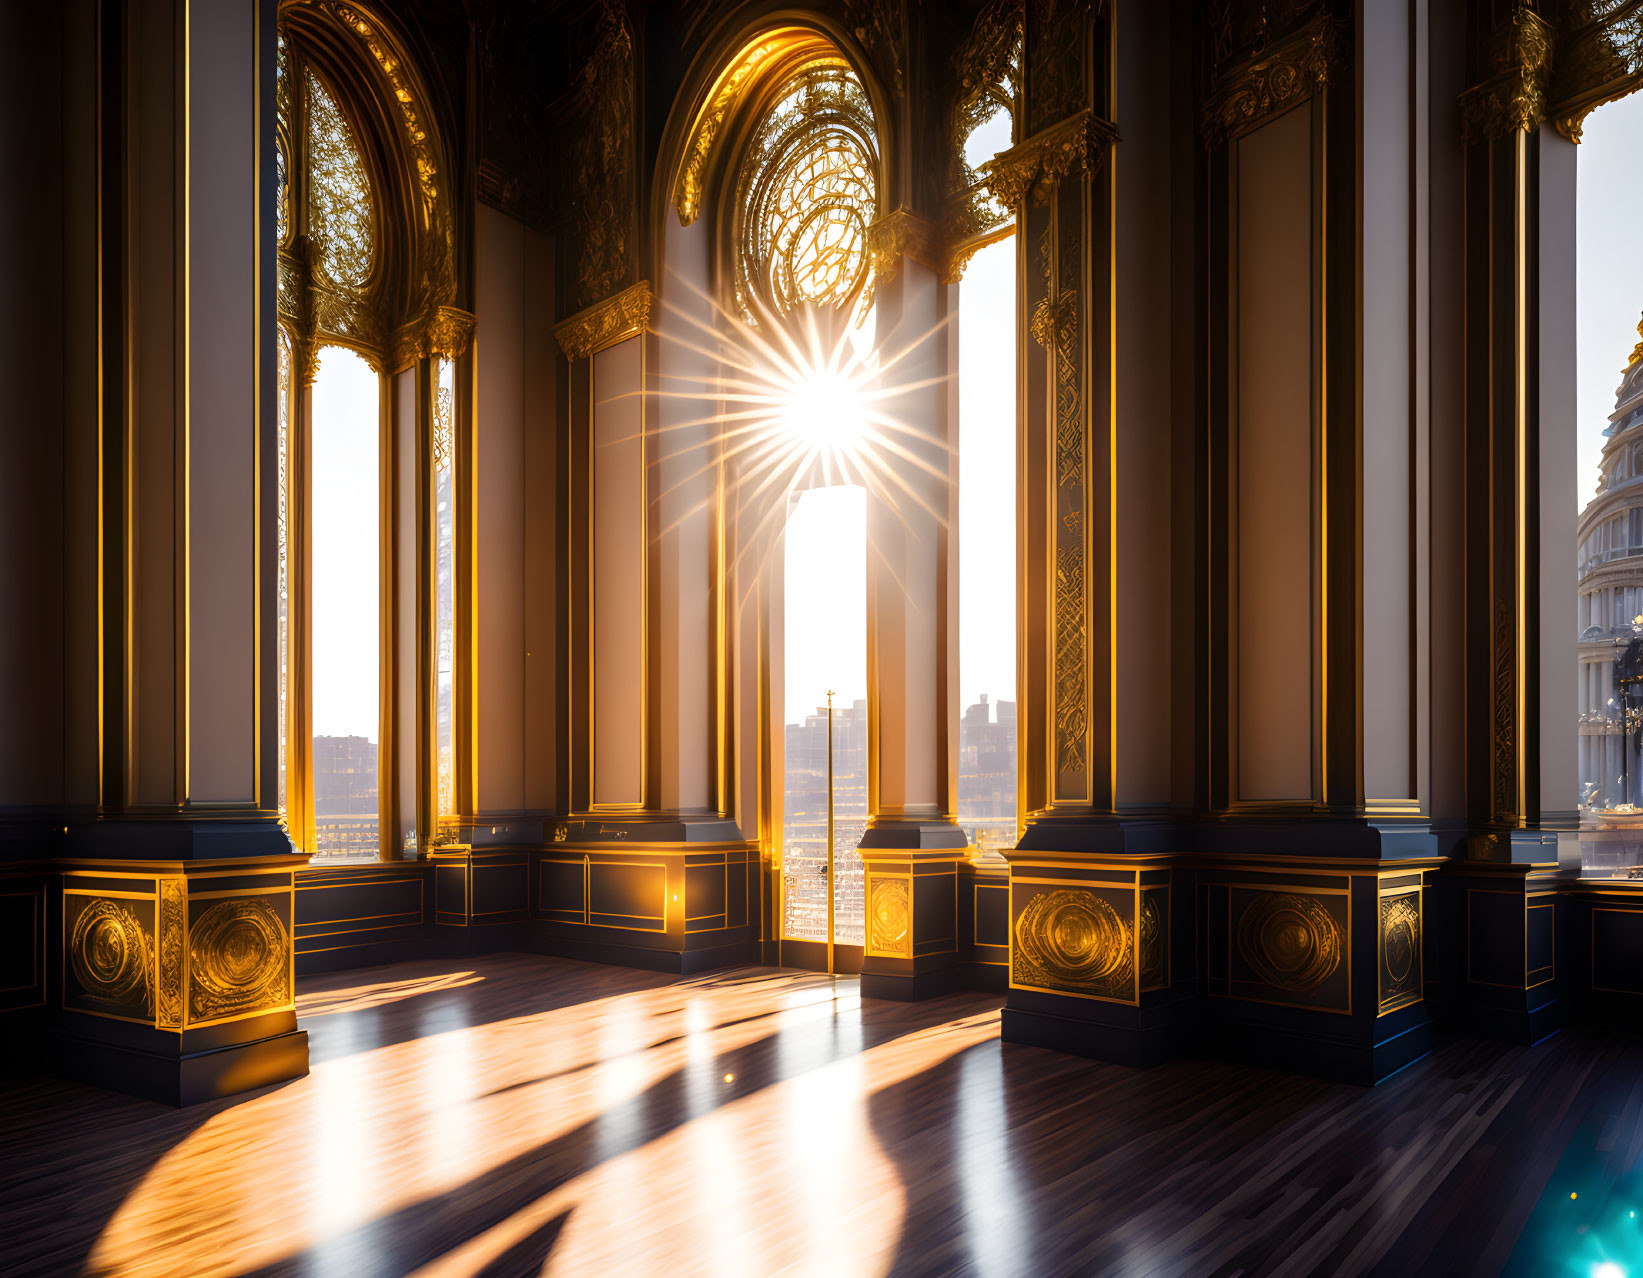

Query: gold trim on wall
[554,280,653,363]
[1199,13,1347,149]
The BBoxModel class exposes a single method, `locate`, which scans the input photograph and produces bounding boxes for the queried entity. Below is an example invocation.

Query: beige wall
[1234,104,1315,804]
[474,203,558,819]
[591,338,646,807]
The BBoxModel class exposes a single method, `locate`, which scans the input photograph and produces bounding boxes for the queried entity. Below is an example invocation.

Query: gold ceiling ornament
[554,279,654,363]
[735,58,879,320]
[1013,888,1133,999]
[188,898,292,1024]
[69,899,154,1014]
[842,0,904,94]
[1199,11,1347,148]
[674,36,793,227]
[1235,892,1342,993]
[979,108,1119,210]
[1551,0,1643,143]
[1458,6,1555,145]
[567,0,638,310]
[868,879,911,957]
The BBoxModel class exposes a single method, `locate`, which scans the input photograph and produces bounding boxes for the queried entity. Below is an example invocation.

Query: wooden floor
[3,954,1642,1277]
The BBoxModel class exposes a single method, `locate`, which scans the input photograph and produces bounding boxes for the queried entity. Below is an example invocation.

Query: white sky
[1577,92,1643,508]
[309,345,380,740]
[784,485,867,723]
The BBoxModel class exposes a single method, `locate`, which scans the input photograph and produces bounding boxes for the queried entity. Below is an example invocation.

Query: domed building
[1577,321,1643,823]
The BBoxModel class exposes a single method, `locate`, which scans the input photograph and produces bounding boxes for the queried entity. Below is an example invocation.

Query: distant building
[958,693,1017,860]
[312,734,378,859]
[782,699,868,943]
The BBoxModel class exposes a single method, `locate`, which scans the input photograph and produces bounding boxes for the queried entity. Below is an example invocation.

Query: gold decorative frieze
[69,899,154,1017]
[1235,892,1342,993]
[1378,891,1422,1015]
[157,879,186,1030]
[1012,888,1133,1000]
[868,879,911,957]
[566,0,637,309]
[1458,7,1554,145]
[1552,3,1643,142]
[188,898,292,1024]
[1199,13,1347,148]
[979,109,1119,209]
[553,280,653,363]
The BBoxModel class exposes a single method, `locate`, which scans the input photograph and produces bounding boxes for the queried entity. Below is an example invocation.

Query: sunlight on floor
[86,963,997,1278]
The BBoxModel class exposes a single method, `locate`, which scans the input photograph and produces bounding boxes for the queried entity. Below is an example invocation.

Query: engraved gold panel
[157,879,187,1029]
[1378,891,1422,1015]
[188,899,292,1024]
[868,879,911,957]
[1235,892,1342,993]
[1013,888,1133,1000]
[70,900,154,1017]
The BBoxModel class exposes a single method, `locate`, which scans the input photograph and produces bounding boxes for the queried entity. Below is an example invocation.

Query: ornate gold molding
[390,305,477,372]
[673,36,792,227]
[554,280,653,363]
[157,879,186,1029]
[1551,5,1643,143]
[979,108,1119,209]
[1458,7,1554,145]
[861,208,944,307]
[1199,13,1347,148]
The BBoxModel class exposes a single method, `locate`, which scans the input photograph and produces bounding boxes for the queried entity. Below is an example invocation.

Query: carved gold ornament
[980,109,1119,209]
[735,59,879,319]
[1458,7,1554,145]
[1379,893,1421,1013]
[675,37,790,226]
[1013,888,1133,998]
[188,898,292,1023]
[70,900,154,1013]
[157,879,187,1029]
[1553,1,1643,142]
[1199,13,1347,148]
[1236,892,1342,993]
[305,66,376,289]
[553,280,653,363]
[869,879,911,956]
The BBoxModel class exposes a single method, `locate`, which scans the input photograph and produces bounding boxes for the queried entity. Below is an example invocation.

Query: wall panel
[1234,106,1314,804]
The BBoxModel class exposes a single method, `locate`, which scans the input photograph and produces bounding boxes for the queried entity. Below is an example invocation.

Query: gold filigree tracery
[734,59,880,319]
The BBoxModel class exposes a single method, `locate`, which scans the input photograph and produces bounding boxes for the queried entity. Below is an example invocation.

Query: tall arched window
[276,2,471,861]
[952,11,1021,862]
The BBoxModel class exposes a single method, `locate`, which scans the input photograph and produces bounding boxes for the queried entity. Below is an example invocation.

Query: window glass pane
[435,357,456,821]
[957,234,1017,861]
[781,485,867,944]
[310,346,380,860]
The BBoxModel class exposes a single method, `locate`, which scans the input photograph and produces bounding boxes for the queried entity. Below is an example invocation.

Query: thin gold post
[826,688,835,974]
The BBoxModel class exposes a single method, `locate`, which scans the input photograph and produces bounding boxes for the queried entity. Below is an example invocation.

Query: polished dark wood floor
[3,953,1642,1276]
